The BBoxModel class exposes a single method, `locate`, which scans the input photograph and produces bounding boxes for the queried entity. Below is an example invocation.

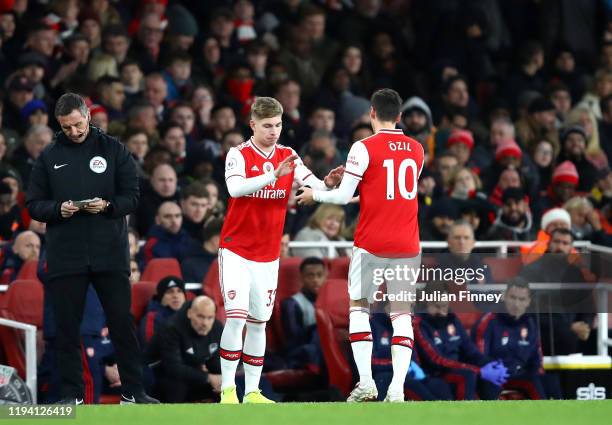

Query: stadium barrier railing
[0,317,37,403]
[288,240,608,258]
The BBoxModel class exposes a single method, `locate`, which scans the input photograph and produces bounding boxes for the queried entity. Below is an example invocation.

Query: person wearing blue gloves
[473,279,546,399]
[413,282,509,400]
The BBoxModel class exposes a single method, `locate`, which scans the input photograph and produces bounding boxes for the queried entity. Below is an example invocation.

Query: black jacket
[26,126,139,278]
[146,302,222,385]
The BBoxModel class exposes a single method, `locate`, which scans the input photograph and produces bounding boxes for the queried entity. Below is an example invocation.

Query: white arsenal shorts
[218,248,279,321]
[349,246,421,305]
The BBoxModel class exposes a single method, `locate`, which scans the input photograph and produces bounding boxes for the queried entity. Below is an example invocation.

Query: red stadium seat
[202,259,225,322]
[141,258,182,282]
[455,312,482,334]
[0,328,24,377]
[0,291,7,316]
[316,278,350,328]
[3,280,44,326]
[483,256,523,283]
[327,257,350,279]
[268,273,303,354]
[266,259,304,353]
[277,258,304,300]
[0,279,44,379]
[263,369,321,391]
[277,257,303,297]
[130,281,157,324]
[16,260,39,281]
[315,278,353,396]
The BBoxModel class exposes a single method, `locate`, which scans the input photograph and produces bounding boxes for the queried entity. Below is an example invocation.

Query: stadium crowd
[0,0,610,403]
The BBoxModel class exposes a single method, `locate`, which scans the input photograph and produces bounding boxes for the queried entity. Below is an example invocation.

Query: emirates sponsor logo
[247,188,287,199]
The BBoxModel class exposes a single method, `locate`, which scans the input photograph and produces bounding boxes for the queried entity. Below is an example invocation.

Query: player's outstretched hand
[296,186,315,205]
[274,154,298,178]
[324,165,345,188]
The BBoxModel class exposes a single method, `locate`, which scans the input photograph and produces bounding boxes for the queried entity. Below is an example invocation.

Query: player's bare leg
[347,298,378,402]
[385,300,414,402]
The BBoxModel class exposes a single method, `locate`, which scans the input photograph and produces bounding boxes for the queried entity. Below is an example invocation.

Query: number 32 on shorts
[266,289,277,307]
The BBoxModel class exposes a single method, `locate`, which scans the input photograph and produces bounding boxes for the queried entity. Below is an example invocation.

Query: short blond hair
[251,97,283,120]
[449,167,482,190]
[307,204,346,238]
[563,196,593,213]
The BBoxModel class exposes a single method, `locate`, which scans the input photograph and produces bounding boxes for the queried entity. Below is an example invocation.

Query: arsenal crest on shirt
[447,323,461,341]
[228,290,236,300]
[263,161,274,174]
[381,331,390,346]
[519,327,530,345]
[501,330,509,346]
[433,330,442,345]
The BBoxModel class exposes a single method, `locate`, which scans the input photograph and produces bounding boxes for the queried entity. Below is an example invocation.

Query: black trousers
[48,271,143,399]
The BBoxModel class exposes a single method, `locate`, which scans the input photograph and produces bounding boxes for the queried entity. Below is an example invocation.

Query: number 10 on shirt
[382,158,419,200]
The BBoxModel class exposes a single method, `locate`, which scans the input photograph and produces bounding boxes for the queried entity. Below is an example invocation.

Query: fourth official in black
[26,93,158,405]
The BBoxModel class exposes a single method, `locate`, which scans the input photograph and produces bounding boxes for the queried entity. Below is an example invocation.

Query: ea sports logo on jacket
[90,156,107,173]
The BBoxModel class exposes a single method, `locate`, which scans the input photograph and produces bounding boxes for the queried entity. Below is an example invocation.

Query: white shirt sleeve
[312,141,369,204]
[225,148,276,198]
[292,149,329,191]
[312,173,360,204]
[343,141,369,180]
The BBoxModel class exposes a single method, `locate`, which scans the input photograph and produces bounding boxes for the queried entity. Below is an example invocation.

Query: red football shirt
[220,139,320,262]
[346,129,425,257]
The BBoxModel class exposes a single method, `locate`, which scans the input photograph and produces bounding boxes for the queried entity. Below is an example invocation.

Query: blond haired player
[218,97,343,403]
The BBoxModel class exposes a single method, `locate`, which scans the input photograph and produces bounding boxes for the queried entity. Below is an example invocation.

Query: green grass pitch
[13,400,612,425]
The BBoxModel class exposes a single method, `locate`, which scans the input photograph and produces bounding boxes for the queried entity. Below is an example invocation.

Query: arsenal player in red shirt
[297,89,425,402]
[218,97,343,403]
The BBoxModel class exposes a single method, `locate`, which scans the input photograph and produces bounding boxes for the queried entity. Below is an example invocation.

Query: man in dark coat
[26,93,157,405]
